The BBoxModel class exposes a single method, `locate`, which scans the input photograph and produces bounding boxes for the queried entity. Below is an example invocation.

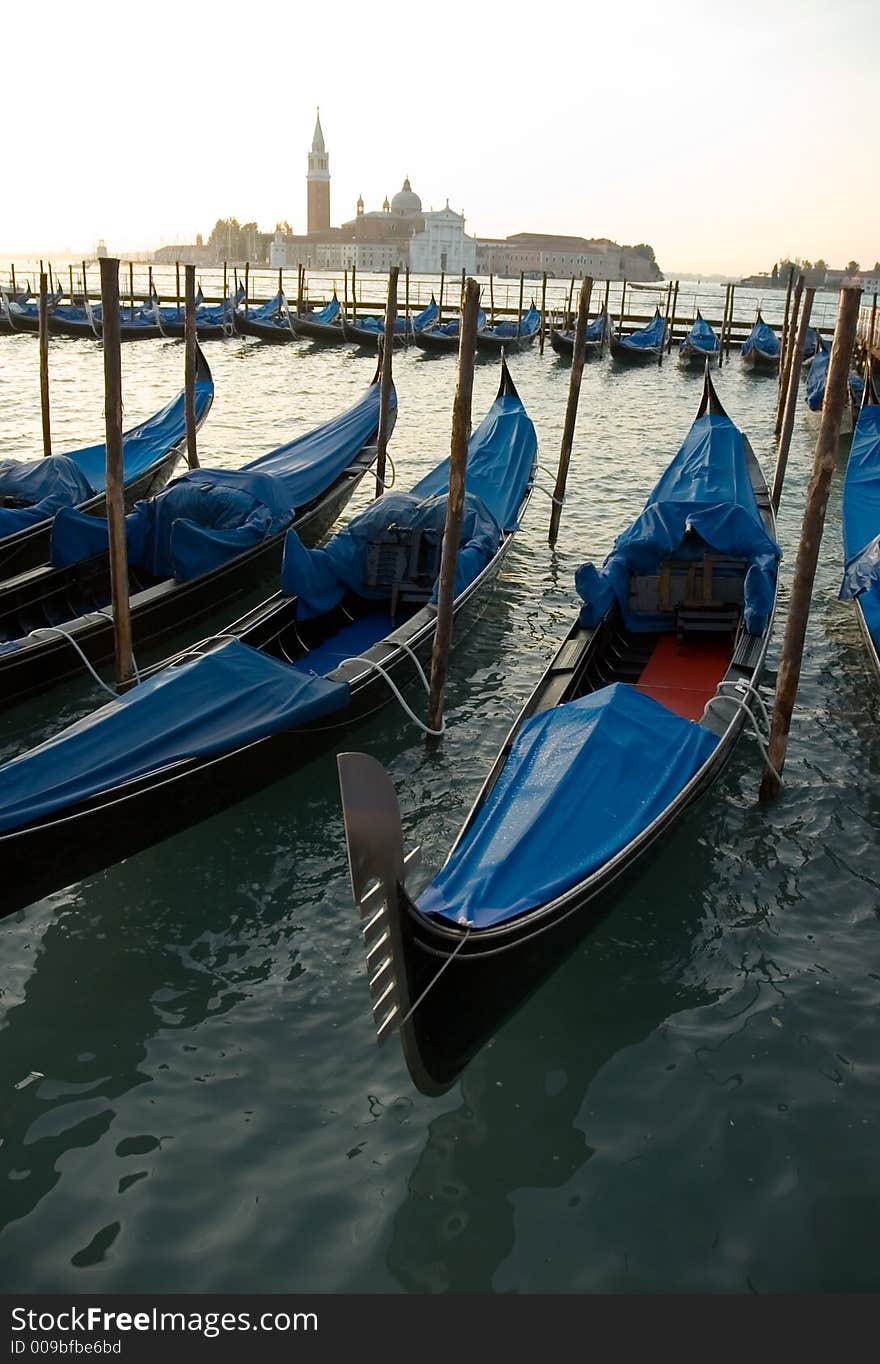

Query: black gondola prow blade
[337,752,421,1046]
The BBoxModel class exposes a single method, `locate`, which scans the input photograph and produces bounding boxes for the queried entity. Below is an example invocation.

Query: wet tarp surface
[840,403,880,648]
[0,640,349,835]
[418,683,720,927]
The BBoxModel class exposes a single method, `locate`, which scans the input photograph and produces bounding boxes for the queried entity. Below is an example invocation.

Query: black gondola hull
[609,336,663,363]
[0,450,375,708]
[236,314,297,343]
[741,347,779,372]
[412,328,460,354]
[0,522,511,916]
[290,317,346,344]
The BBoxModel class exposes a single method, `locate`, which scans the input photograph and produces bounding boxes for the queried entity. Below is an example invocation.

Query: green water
[1,287,879,1292]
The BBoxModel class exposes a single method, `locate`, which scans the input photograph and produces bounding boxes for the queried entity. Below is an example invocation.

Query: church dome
[391,177,422,215]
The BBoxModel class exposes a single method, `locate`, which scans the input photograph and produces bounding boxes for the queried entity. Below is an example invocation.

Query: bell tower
[307,108,331,235]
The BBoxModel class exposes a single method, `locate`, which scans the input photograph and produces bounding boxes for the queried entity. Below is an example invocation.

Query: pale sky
[2,0,876,276]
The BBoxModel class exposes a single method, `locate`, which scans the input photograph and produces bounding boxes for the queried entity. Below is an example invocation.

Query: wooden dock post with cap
[405,268,410,343]
[376,266,398,499]
[549,278,591,547]
[437,270,445,327]
[725,285,735,357]
[426,277,481,738]
[771,286,815,511]
[759,287,862,801]
[619,279,627,332]
[38,271,51,458]
[98,257,136,693]
[184,264,200,470]
[775,273,803,435]
[517,270,524,338]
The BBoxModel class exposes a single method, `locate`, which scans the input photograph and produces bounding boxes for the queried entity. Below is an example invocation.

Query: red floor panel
[635,634,732,722]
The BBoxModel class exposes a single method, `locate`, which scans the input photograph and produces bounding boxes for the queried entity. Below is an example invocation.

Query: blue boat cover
[423,309,487,339]
[681,315,719,354]
[0,369,214,541]
[616,310,667,351]
[51,380,385,582]
[805,349,863,413]
[418,683,720,927]
[479,306,541,340]
[0,458,95,540]
[247,293,283,322]
[586,312,609,342]
[279,386,537,616]
[840,402,880,648]
[302,297,340,325]
[805,348,830,410]
[350,299,438,335]
[576,407,779,634]
[0,640,349,836]
[742,317,780,359]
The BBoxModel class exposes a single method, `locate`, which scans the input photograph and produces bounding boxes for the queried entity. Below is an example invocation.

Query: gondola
[741,311,780,371]
[549,307,610,358]
[678,311,720,367]
[412,309,488,354]
[476,304,541,354]
[337,367,781,1094]
[155,286,244,340]
[0,348,214,582]
[289,293,345,344]
[609,307,668,363]
[804,334,865,424]
[235,293,297,343]
[47,293,165,341]
[0,366,391,708]
[1,287,63,334]
[0,359,536,916]
[342,297,438,348]
[840,376,880,678]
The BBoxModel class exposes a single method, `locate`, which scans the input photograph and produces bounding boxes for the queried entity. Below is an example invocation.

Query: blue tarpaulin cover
[840,402,880,648]
[51,380,385,581]
[805,348,864,413]
[479,306,540,340]
[302,297,340,324]
[742,317,780,359]
[423,310,487,339]
[803,326,820,359]
[279,386,537,616]
[681,315,719,353]
[0,640,349,836]
[350,300,438,335]
[418,682,720,927]
[576,407,780,634]
[616,310,667,352]
[0,369,214,541]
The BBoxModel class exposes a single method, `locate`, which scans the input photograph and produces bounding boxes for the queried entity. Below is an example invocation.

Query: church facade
[269,117,477,273]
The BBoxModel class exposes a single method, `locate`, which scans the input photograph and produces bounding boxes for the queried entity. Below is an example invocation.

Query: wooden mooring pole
[351,264,357,322]
[549,276,592,548]
[244,261,250,313]
[539,271,548,354]
[38,271,51,457]
[404,268,410,343]
[297,265,304,317]
[175,261,180,311]
[759,287,862,801]
[667,279,679,354]
[68,263,75,306]
[517,270,524,337]
[779,267,795,392]
[726,285,735,357]
[489,273,495,327]
[775,273,803,436]
[426,277,481,738]
[437,270,445,326]
[98,257,135,692]
[184,264,200,470]
[10,263,16,296]
[128,260,134,319]
[567,276,575,328]
[718,283,731,369]
[618,279,627,332]
[376,266,398,498]
[771,285,815,511]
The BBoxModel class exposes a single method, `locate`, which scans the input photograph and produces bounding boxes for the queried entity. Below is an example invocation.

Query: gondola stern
[337,752,419,1047]
[497,351,521,401]
[697,360,730,420]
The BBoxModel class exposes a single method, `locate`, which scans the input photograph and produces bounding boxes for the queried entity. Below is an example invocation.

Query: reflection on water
[2,283,880,1292]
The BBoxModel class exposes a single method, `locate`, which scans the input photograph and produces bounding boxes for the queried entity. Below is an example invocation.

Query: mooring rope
[371,448,397,490]
[25,608,142,696]
[335,650,445,736]
[701,683,781,786]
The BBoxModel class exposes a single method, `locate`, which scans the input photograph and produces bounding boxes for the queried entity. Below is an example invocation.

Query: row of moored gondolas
[0,307,877,1094]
